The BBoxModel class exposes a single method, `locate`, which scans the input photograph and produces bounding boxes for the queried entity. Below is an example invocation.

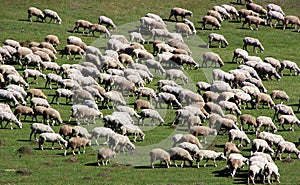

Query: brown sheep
[242,15,267,31]
[169,7,193,22]
[73,19,92,33]
[13,105,34,121]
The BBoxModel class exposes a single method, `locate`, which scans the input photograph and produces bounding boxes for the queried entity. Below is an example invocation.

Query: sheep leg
[51,141,55,150]
[204,158,209,167]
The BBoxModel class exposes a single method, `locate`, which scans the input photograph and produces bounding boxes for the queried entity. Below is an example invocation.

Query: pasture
[0,0,300,184]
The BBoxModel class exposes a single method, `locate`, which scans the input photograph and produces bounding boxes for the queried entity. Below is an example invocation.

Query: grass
[0,0,300,184]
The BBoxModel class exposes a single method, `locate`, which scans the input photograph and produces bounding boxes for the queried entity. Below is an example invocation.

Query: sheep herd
[0,0,300,184]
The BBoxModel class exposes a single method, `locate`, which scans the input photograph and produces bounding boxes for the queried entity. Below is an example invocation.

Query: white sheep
[108,133,135,153]
[175,23,192,38]
[89,24,111,37]
[169,147,193,167]
[202,15,221,30]
[242,15,267,31]
[44,35,60,48]
[23,53,42,69]
[69,105,103,125]
[61,45,85,60]
[43,9,62,24]
[210,81,232,93]
[120,124,145,142]
[27,7,44,22]
[252,139,274,155]
[73,19,92,33]
[140,109,164,126]
[278,115,300,132]
[279,60,300,76]
[243,37,264,53]
[103,91,126,110]
[218,100,242,116]
[29,123,54,141]
[0,89,20,106]
[207,10,223,23]
[0,111,22,130]
[145,59,165,74]
[115,105,141,120]
[30,97,50,108]
[264,162,280,184]
[228,129,250,148]
[267,3,285,16]
[195,150,227,168]
[256,116,277,133]
[283,15,300,31]
[247,161,266,184]
[189,126,217,144]
[64,137,91,156]
[267,11,285,27]
[201,51,224,68]
[255,93,275,109]
[72,125,91,139]
[212,6,231,20]
[129,32,145,44]
[23,69,46,85]
[51,88,73,105]
[155,92,182,109]
[238,9,259,22]
[275,140,300,160]
[91,127,115,145]
[246,3,267,16]
[169,7,193,22]
[173,134,202,150]
[34,50,51,62]
[183,18,196,34]
[97,148,116,166]
[165,69,188,84]
[39,133,67,150]
[221,4,239,20]
[150,148,171,168]
[98,15,116,30]
[264,57,281,71]
[270,90,289,103]
[3,39,20,49]
[257,132,284,148]
[207,33,228,48]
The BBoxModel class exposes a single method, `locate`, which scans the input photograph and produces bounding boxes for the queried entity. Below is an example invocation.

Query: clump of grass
[67,157,78,163]
[17,146,33,154]
[16,168,32,176]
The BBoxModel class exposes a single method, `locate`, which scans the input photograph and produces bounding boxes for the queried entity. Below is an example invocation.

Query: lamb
[189,126,217,144]
[108,133,135,152]
[61,45,85,60]
[264,162,280,184]
[252,139,274,155]
[173,134,202,150]
[13,105,34,121]
[64,137,91,156]
[23,69,46,84]
[27,7,44,22]
[140,109,164,126]
[39,133,67,150]
[98,15,116,30]
[29,123,54,141]
[201,51,224,68]
[30,97,50,108]
[256,116,278,133]
[0,111,22,130]
[150,148,171,168]
[44,35,60,48]
[169,7,193,22]
[175,23,192,38]
[98,148,116,166]
[246,3,267,16]
[267,3,285,16]
[242,15,267,31]
[278,60,300,76]
[42,107,63,126]
[58,125,73,139]
[43,9,62,24]
[91,127,115,146]
[238,9,259,22]
[224,142,240,157]
[243,37,264,53]
[207,33,228,48]
[207,10,223,23]
[218,101,242,116]
[283,15,300,31]
[228,129,250,148]
[267,11,285,27]
[212,6,231,20]
[73,19,92,33]
[195,150,227,168]
[255,93,275,110]
[169,147,193,167]
[51,88,73,105]
[202,16,221,30]
[275,140,300,160]
[88,24,111,37]
[120,124,145,142]
[240,114,256,131]
[278,115,300,132]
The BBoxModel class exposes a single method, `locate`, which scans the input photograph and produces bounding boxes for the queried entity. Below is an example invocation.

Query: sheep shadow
[85,162,99,166]
[18,19,43,23]
[134,165,153,169]
[17,139,33,142]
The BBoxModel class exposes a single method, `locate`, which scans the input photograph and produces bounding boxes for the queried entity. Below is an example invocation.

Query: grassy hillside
[0,0,300,184]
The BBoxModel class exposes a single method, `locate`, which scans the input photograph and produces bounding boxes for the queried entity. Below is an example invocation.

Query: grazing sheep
[88,24,111,37]
[14,47,33,64]
[214,117,239,133]
[175,23,192,38]
[103,91,126,110]
[178,142,202,156]
[227,158,246,178]
[0,89,20,107]
[207,33,228,48]
[242,15,267,31]
[270,90,289,103]
[169,7,193,22]
[44,35,60,48]
[283,15,300,31]
[3,39,20,49]
[0,111,22,130]
[207,10,223,23]
[61,45,85,60]
[257,132,284,148]
[72,125,91,139]
[73,19,92,33]
[140,109,164,126]
[43,9,62,24]
[91,127,115,146]
[202,51,224,68]
[120,124,145,142]
[267,11,285,27]
[59,125,73,139]
[29,123,54,141]
[264,162,280,184]
[173,134,202,150]
[146,13,165,24]
[218,101,242,116]
[221,4,239,20]
[39,133,67,150]
[155,92,182,109]
[252,139,274,155]
[42,107,63,126]
[30,97,50,108]
[255,93,275,109]
[98,15,116,30]
[39,42,57,54]
[229,129,250,148]
[150,148,171,168]
[165,69,188,84]
[23,69,46,85]
[246,3,267,16]
[98,148,116,166]
[278,60,300,76]
[23,53,42,69]
[243,37,264,53]
[195,150,227,168]
[51,88,73,105]
[108,133,135,153]
[32,106,47,122]
[169,147,193,167]
[202,16,221,30]
[64,137,91,156]
[129,32,145,44]
[189,126,217,144]
[278,115,300,132]
[275,141,300,160]
[34,50,51,62]
[238,9,259,22]
[183,18,196,34]
[13,105,34,121]
[256,116,277,133]
[212,6,230,20]
[69,105,103,125]
[27,7,44,22]
[267,3,285,16]
[224,142,240,157]
[240,114,256,131]
[264,57,281,71]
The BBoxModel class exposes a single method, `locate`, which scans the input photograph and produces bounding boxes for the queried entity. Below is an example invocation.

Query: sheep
[27,7,44,22]
[257,132,284,148]
[256,116,278,133]
[6,74,29,89]
[202,91,218,103]
[207,33,228,48]
[207,10,223,23]
[88,24,110,38]
[61,45,85,60]
[212,69,234,84]
[69,105,103,125]
[98,15,116,30]
[73,19,92,33]
[43,9,62,24]
[264,162,280,184]
[0,104,12,114]
[247,161,266,184]
[34,50,51,62]
[23,69,46,85]
[228,153,249,165]
[202,16,221,30]
[169,147,193,167]
[108,133,135,153]
[172,109,193,125]
[72,125,91,139]
[212,6,231,20]
[140,109,164,126]
[58,125,73,139]
[275,141,300,160]
[32,106,47,122]
[51,88,73,105]
[120,124,145,142]
[39,133,67,150]
[44,35,60,48]
[39,48,57,61]
[150,148,171,168]
[90,127,115,146]
[283,15,300,31]
[115,106,141,120]
[221,4,239,20]
[218,101,242,116]
[178,142,202,156]
[175,23,192,38]
[240,114,256,131]
[29,123,54,141]
[238,9,259,22]
[14,47,33,64]
[210,81,232,93]
[189,126,217,144]
[196,81,211,94]
[242,15,267,31]
[155,92,182,109]
[267,3,285,16]
[169,7,193,22]
[270,90,289,104]
[165,69,188,84]
[22,53,42,69]
[264,57,281,71]
[201,51,224,68]
[39,42,57,54]
[0,111,22,130]
[103,91,126,110]
[252,139,274,155]
[3,39,20,49]
[278,115,300,132]
[255,93,275,110]
[173,134,202,150]
[183,18,196,34]
[183,105,207,121]
[224,142,240,157]
[13,105,34,121]
[129,32,145,44]
[214,117,239,133]
[64,137,91,156]
[42,107,63,126]
[0,89,19,107]
[195,150,227,168]
[30,97,50,108]
[97,148,116,166]
[228,129,250,148]
[246,3,267,16]
[267,11,285,27]
[278,60,300,76]
[243,37,264,53]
